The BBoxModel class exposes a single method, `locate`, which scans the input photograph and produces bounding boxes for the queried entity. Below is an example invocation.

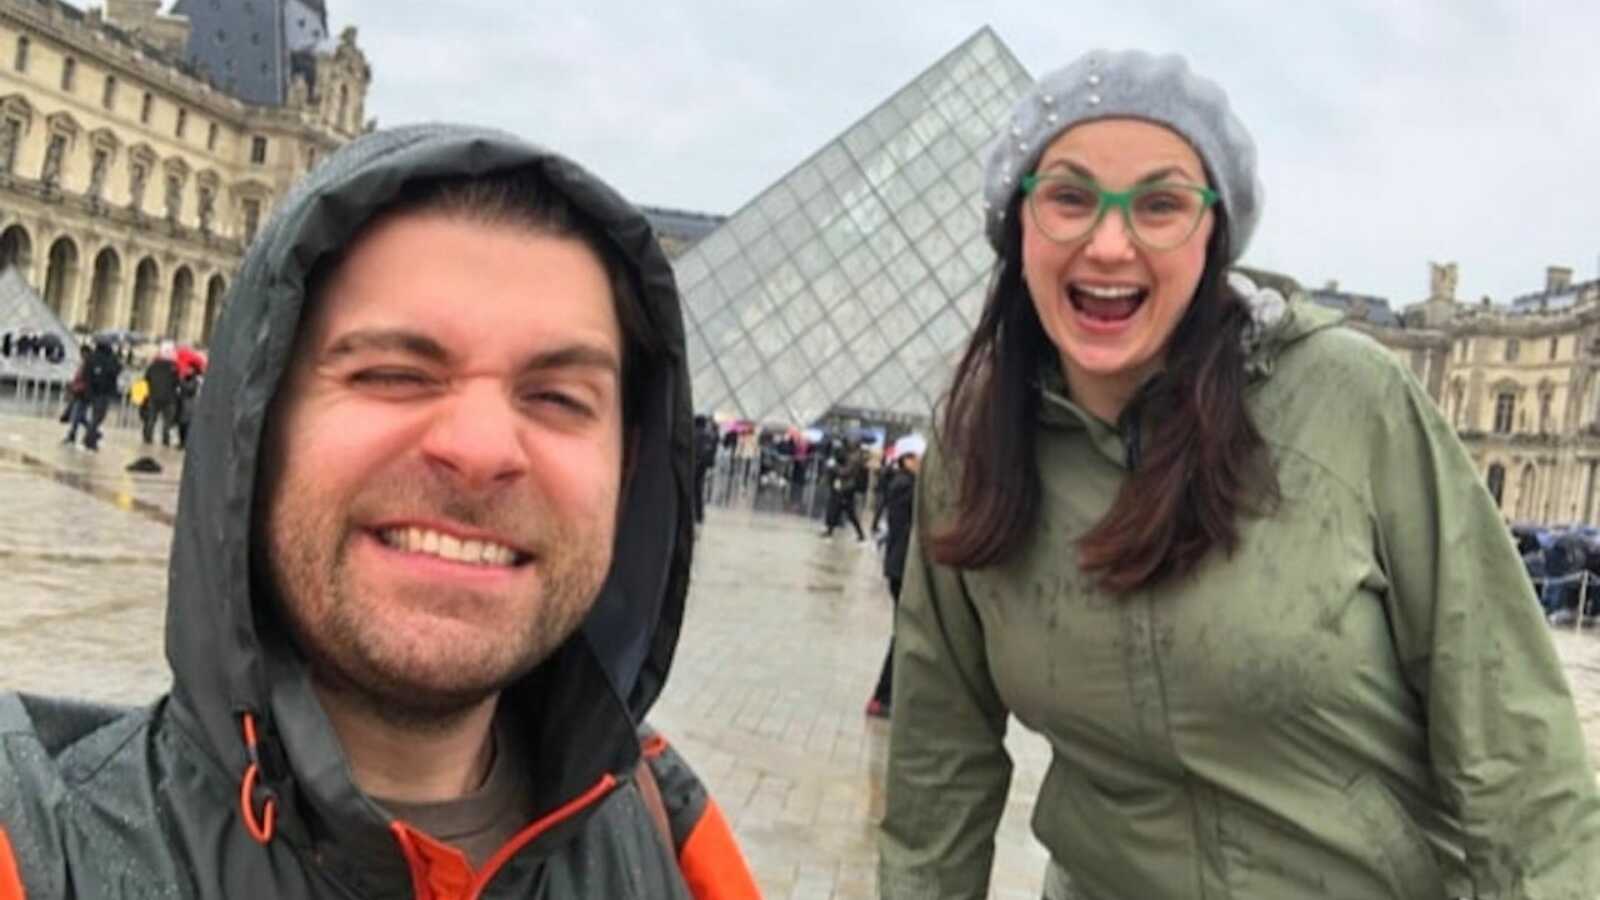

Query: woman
[877,49,1600,899]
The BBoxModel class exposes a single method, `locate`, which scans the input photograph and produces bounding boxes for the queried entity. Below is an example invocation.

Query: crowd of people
[0,329,68,364]
[54,338,206,452]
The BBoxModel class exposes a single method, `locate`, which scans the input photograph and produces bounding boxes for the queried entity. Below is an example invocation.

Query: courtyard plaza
[5,406,1600,898]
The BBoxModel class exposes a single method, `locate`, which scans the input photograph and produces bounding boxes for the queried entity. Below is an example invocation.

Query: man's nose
[1083,207,1137,263]
[418,381,528,488]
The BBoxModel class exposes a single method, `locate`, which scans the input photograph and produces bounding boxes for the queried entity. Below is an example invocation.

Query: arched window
[0,224,33,282]
[129,257,160,334]
[167,266,195,340]
[1517,464,1539,521]
[87,247,121,331]
[1487,464,1506,508]
[42,237,79,320]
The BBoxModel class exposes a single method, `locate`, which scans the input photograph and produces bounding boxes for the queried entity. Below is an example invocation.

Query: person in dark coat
[820,443,868,540]
[142,347,181,446]
[692,414,718,523]
[79,338,123,452]
[866,452,918,717]
[0,125,759,898]
[59,357,91,445]
[174,370,201,449]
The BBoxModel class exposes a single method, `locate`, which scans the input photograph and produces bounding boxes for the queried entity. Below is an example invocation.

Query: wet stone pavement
[6,406,1600,898]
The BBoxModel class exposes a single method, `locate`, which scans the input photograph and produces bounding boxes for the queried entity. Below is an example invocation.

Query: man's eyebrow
[1040,159,1199,185]
[520,344,622,379]
[323,328,452,363]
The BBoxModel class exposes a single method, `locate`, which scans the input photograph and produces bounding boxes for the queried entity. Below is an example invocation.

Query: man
[865,451,918,718]
[0,126,758,898]
[141,343,181,446]
[820,442,867,541]
[78,337,123,452]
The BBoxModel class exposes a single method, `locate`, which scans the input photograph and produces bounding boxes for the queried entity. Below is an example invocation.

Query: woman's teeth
[1068,284,1148,321]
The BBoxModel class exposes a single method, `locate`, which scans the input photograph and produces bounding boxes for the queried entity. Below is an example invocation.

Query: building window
[1551,337,1561,360]
[241,198,262,242]
[1541,394,1553,434]
[140,92,153,125]
[13,36,28,73]
[40,134,65,188]
[164,175,182,223]
[206,122,218,151]
[0,117,20,174]
[102,75,117,109]
[88,148,109,201]
[176,108,188,139]
[128,162,148,210]
[250,136,268,165]
[1487,464,1506,507]
[1505,339,1520,362]
[1494,393,1516,435]
[60,57,76,92]
[197,185,214,234]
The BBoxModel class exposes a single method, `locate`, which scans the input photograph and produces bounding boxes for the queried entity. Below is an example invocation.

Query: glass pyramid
[0,267,80,379]
[672,27,1033,425]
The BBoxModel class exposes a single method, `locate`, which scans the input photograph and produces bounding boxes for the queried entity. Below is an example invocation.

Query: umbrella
[175,346,208,378]
[94,329,151,344]
[892,433,928,458]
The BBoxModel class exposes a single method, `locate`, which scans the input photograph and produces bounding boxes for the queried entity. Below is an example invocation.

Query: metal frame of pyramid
[673,26,1033,426]
[0,266,82,379]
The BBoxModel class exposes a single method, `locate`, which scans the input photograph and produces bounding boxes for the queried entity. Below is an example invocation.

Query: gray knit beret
[982,49,1261,260]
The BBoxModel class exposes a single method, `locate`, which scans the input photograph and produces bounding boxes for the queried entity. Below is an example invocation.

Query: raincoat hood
[163,123,694,856]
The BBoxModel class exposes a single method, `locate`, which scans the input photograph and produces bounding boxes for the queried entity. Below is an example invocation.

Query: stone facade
[1338,264,1600,525]
[0,0,369,346]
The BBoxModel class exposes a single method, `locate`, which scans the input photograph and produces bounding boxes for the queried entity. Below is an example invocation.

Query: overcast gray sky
[208,2,1600,306]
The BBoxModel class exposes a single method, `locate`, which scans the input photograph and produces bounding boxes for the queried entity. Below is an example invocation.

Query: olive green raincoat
[879,278,1600,899]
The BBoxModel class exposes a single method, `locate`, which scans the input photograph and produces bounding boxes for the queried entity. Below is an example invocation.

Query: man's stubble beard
[265,473,614,733]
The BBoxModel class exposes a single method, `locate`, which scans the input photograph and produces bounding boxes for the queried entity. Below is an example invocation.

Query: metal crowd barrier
[1532,570,1595,631]
[3,371,141,431]
[704,450,893,525]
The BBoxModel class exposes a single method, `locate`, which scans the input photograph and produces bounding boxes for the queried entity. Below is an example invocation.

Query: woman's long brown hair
[928,202,1278,594]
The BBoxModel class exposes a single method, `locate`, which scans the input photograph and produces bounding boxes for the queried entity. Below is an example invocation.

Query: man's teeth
[1074,284,1143,299]
[378,527,519,566]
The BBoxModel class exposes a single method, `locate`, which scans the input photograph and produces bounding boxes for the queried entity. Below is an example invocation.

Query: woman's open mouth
[1068,283,1148,323]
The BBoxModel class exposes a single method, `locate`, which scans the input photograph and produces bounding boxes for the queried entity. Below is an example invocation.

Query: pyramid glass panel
[673,27,1032,424]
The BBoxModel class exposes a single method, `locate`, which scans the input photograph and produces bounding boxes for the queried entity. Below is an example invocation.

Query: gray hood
[163,124,694,860]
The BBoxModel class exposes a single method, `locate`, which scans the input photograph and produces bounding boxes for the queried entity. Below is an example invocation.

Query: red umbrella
[175,346,208,379]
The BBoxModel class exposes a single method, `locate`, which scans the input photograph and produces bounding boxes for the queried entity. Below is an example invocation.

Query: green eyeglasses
[1020,174,1218,251]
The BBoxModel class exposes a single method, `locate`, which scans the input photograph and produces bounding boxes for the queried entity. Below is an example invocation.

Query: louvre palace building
[0,0,372,346]
[1317,263,1600,526]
